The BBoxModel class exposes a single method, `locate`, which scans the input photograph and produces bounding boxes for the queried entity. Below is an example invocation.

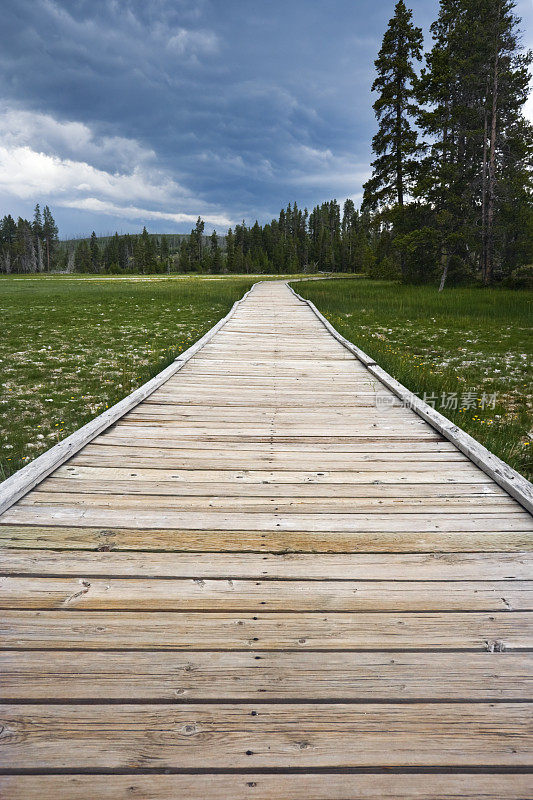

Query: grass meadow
[295,278,532,479]
[2,273,531,482]
[0,275,257,479]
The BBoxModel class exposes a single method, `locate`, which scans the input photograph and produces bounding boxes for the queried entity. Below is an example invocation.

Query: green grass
[0,275,258,479]
[4,273,530,483]
[294,278,533,480]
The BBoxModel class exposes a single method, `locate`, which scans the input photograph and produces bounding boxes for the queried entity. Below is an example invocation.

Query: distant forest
[1,0,531,287]
[0,202,391,277]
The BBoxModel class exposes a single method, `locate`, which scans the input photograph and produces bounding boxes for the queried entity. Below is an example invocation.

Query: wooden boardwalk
[1,280,532,799]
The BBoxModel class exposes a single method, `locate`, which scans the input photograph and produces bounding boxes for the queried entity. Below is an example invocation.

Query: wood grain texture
[2,774,532,800]
[2,650,530,700]
[5,508,528,531]
[36,475,510,495]
[0,703,531,769]
[1,524,531,552]
[21,490,520,513]
[2,549,529,580]
[1,576,531,611]
[2,611,531,650]
[0,279,531,792]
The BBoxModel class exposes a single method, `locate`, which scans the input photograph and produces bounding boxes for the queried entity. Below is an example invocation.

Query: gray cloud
[0,0,531,235]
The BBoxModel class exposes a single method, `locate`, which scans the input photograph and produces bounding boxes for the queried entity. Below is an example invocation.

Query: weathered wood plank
[38,477,509,498]
[84,440,470,460]
[1,524,530,552]
[2,549,530,580]
[0,703,530,768]
[95,434,456,451]
[3,506,529,532]
[21,490,520,514]
[69,444,471,467]
[117,422,434,436]
[51,465,497,484]
[149,390,400,404]
[63,431,443,443]
[2,610,530,650]
[2,650,530,700]
[2,774,531,800]
[2,576,530,611]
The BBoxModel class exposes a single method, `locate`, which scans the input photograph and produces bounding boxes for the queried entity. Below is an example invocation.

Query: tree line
[0,205,59,274]
[175,204,373,274]
[0,204,374,276]
[72,228,171,274]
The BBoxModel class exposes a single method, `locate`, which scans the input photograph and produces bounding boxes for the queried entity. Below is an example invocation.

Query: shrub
[503,264,533,290]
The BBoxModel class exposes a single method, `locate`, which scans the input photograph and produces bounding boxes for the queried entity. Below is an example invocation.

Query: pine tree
[32,204,42,234]
[416,0,532,286]
[103,233,120,273]
[363,1,423,213]
[42,206,59,271]
[140,226,157,273]
[74,239,91,273]
[225,228,235,272]
[133,234,144,273]
[178,239,191,273]
[189,217,205,268]
[0,215,17,273]
[415,0,475,287]
[32,205,44,272]
[89,232,100,273]
[210,230,222,273]
[118,236,132,272]
[477,0,532,282]
[496,115,533,272]
[159,235,170,272]
[233,245,244,273]
[16,218,37,273]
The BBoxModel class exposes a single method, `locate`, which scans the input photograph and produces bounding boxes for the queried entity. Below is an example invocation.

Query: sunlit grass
[295,278,532,480]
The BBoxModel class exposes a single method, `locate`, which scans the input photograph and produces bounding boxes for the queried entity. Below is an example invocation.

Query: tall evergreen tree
[477,0,532,282]
[178,238,191,272]
[32,204,44,272]
[103,233,120,272]
[189,217,205,268]
[42,206,58,271]
[16,218,37,273]
[209,230,222,273]
[139,226,157,273]
[89,231,100,273]
[159,235,170,272]
[74,239,91,273]
[363,1,423,212]
[32,204,42,235]
[225,227,235,272]
[0,215,17,273]
[416,0,532,286]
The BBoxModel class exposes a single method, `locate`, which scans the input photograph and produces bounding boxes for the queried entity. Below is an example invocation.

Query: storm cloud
[0,0,531,236]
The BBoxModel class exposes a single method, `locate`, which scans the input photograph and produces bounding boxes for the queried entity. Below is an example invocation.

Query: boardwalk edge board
[0,284,258,516]
[288,282,533,514]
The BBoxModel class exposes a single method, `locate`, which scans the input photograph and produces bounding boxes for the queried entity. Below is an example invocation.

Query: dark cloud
[0,0,531,235]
